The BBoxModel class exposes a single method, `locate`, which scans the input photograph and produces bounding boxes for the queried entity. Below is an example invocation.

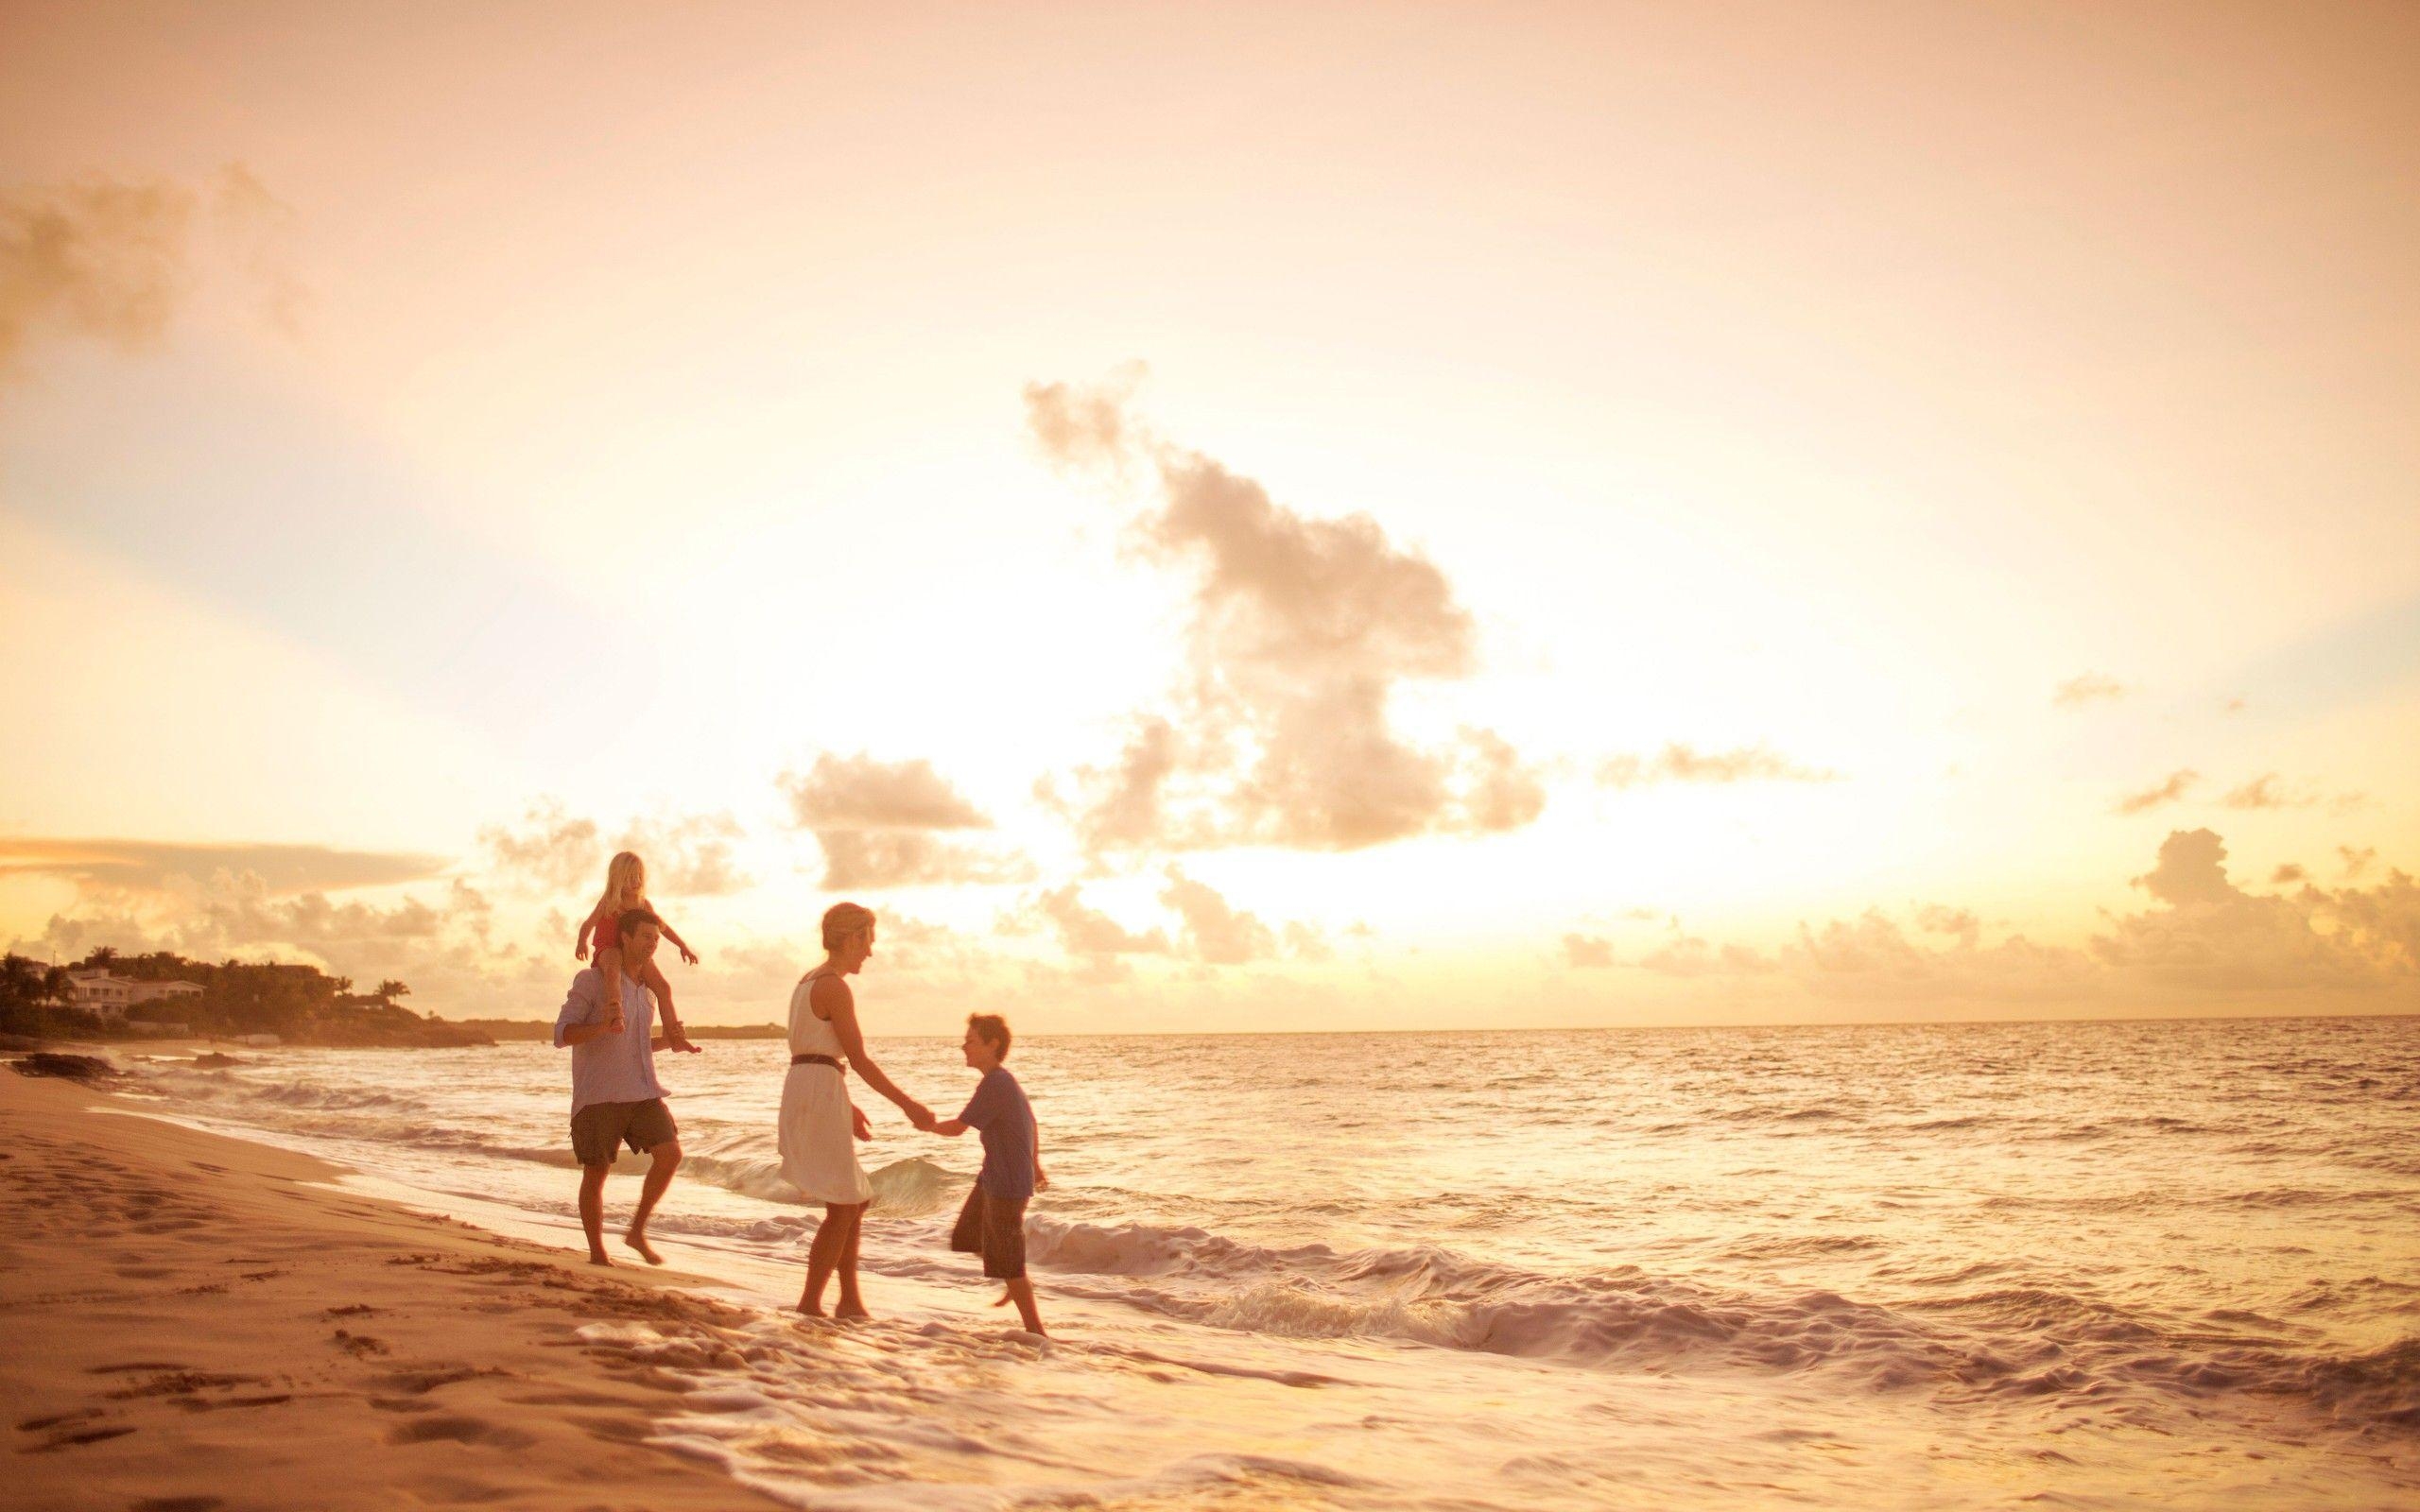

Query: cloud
[0,167,301,377]
[1636,931,1775,977]
[1038,716,1188,853]
[1782,910,2099,1002]
[2053,674,2131,708]
[1627,831,2415,1005]
[1024,363,1149,477]
[1158,868,1278,965]
[477,799,602,893]
[777,753,1014,889]
[1027,372,1543,853]
[479,801,748,899]
[2113,769,2198,816]
[2220,774,2292,810]
[813,832,1024,891]
[1562,933,1615,969]
[0,838,445,895]
[2090,830,2415,989]
[616,811,749,897]
[1455,729,1549,833]
[1027,884,1172,961]
[2340,846,2377,880]
[1283,920,1334,962]
[779,752,991,831]
[1913,904,1980,946]
[2272,864,2308,885]
[1598,743,1840,789]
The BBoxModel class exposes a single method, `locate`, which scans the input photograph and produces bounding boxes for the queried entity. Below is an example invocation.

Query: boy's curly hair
[967,1013,1011,1059]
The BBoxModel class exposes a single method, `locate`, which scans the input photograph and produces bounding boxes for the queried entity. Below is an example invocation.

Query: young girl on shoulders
[577,851,700,1037]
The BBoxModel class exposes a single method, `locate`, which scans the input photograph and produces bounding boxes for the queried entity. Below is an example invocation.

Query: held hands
[852,1105,873,1142]
[904,1100,936,1132]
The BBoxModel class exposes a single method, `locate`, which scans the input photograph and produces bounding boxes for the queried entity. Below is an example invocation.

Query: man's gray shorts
[570,1097,677,1167]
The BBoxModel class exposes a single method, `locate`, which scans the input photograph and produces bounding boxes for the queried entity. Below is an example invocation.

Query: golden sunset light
[4,7,2415,1509]
[6,5,2416,1036]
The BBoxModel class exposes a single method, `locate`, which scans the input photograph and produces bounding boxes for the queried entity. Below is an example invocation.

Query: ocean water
[120,1016,2418,1509]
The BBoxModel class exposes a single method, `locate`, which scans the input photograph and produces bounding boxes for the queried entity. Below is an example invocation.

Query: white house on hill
[65,971,204,1022]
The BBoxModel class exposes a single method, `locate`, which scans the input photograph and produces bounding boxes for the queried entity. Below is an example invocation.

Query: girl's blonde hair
[596,851,648,918]
[821,902,875,952]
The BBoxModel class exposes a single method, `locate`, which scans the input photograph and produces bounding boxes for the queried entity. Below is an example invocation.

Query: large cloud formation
[1,167,300,376]
[778,752,1017,889]
[1632,829,2416,1008]
[1026,374,1546,853]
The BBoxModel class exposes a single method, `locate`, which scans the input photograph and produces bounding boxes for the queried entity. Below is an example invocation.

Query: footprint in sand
[103,1371,266,1400]
[22,1423,136,1452]
[386,1416,536,1450]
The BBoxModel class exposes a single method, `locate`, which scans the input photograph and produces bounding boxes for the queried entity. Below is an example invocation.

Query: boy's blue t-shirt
[959,1065,1036,1200]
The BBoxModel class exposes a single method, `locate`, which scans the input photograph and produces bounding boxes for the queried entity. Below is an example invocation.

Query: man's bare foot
[836,1301,872,1321]
[622,1228,664,1265]
[587,1251,613,1267]
[796,1297,826,1317]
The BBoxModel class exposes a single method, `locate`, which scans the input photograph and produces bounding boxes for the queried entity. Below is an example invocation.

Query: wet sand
[0,1066,777,1511]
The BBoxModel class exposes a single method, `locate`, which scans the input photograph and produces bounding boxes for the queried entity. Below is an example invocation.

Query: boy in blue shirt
[930,1012,1047,1335]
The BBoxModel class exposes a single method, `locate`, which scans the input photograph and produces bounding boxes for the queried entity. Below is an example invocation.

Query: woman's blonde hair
[821,902,875,952]
[596,851,647,918]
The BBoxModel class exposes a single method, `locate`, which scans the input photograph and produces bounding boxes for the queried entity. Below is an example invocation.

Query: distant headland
[1,949,490,1048]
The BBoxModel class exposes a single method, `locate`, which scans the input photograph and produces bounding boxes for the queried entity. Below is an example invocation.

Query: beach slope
[0,1067,774,1510]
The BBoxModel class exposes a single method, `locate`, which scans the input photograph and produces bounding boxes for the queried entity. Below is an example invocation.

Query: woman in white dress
[780,902,933,1317]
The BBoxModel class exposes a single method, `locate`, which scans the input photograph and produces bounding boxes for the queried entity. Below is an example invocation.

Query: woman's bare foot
[796,1297,827,1317]
[835,1300,872,1321]
[587,1251,613,1267]
[622,1228,664,1265]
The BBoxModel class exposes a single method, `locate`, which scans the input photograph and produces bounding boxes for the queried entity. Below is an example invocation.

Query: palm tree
[374,979,409,1005]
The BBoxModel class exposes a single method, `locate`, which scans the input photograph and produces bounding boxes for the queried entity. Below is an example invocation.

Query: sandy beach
[0,1065,780,1511]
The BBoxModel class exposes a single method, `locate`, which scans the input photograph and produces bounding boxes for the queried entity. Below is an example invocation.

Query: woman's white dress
[778,967,873,1204]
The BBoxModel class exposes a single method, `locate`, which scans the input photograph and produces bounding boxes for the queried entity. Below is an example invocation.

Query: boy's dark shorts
[949,1184,1029,1280]
[570,1098,677,1166]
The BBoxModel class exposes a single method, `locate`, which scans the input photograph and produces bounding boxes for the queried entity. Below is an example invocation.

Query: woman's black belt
[791,1053,844,1072]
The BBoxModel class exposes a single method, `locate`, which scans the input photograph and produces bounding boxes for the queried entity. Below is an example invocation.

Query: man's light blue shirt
[553,968,665,1115]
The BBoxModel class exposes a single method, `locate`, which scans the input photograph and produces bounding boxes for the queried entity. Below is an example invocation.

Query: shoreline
[0,1066,783,1511]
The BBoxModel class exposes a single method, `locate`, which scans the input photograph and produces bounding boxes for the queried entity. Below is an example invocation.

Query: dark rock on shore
[9,1053,121,1083]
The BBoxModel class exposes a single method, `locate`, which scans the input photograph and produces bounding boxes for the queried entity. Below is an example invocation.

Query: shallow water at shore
[113,1016,2420,1508]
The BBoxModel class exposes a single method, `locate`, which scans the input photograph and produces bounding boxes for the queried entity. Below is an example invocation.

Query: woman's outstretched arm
[816,975,933,1128]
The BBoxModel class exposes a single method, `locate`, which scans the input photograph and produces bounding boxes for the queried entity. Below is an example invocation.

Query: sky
[2,1,2414,1032]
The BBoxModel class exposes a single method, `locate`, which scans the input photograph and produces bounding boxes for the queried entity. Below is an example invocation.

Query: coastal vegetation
[0,950,491,1048]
